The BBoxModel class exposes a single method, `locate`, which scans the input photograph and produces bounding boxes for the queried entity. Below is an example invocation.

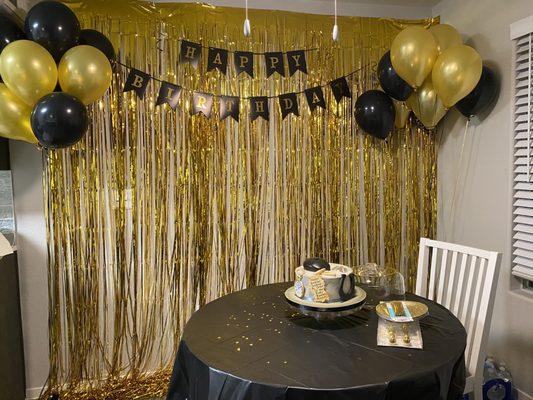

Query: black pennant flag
[207,47,228,74]
[330,76,352,102]
[264,52,285,77]
[180,40,202,69]
[220,96,240,122]
[234,51,253,77]
[287,50,307,76]
[156,82,182,109]
[278,93,299,119]
[305,86,326,111]
[124,69,151,98]
[192,91,214,118]
[250,97,269,121]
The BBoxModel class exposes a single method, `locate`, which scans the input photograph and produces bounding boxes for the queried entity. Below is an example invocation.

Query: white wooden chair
[415,238,501,400]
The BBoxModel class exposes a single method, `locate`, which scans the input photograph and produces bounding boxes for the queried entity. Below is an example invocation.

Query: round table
[167,283,466,400]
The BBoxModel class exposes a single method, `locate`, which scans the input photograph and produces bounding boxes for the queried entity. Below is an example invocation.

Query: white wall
[10,142,48,400]
[9,1,433,398]
[434,0,533,397]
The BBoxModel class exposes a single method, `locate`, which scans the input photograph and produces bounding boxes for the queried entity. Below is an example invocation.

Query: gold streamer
[42,2,437,398]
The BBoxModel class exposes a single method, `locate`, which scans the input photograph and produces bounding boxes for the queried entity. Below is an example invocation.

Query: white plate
[284,285,366,311]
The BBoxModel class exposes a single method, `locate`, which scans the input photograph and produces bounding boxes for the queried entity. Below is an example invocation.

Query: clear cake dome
[354,263,406,305]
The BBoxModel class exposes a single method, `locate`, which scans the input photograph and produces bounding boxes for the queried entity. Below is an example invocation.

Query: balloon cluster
[0,1,114,148]
[356,24,499,140]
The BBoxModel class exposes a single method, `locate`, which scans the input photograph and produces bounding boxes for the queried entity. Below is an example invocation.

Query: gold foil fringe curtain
[43,2,437,398]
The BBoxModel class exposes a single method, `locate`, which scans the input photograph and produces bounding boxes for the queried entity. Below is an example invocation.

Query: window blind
[512,18,533,282]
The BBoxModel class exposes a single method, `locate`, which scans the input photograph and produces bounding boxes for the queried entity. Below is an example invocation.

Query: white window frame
[511,16,533,284]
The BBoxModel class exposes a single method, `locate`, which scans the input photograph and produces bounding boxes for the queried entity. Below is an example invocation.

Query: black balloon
[0,15,25,53]
[355,90,395,140]
[79,29,116,60]
[377,51,413,101]
[0,15,24,83]
[456,65,499,118]
[31,93,88,149]
[24,1,80,61]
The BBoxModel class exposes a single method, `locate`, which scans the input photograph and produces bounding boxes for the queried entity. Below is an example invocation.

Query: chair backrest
[416,238,501,380]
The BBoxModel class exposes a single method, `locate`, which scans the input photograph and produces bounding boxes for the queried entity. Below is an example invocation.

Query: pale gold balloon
[0,40,57,106]
[429,24,462,54]
[432,44,482,108]
[0,84,37,144]
[59,45,113,105]
[393,100,410,129]
[406,77,447,129]
[390,26,439,88]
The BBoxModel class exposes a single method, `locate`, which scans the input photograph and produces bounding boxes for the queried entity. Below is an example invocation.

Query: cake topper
[303,257,331,272]
[294,276,305,298]
[339,273,356,301]
[308,271,330,302]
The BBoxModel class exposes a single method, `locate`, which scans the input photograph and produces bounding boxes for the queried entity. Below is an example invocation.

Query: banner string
[155,33,319,55]
[187,41,319,55]
[152,34,378,52]
[113,59,376,99]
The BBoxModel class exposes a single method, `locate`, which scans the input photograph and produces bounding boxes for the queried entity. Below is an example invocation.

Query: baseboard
[26,386,43,400]
[518,388,533,400]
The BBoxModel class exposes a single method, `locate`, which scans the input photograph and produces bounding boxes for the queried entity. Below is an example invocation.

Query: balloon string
[447,118,469,240]
[415,86,421,124]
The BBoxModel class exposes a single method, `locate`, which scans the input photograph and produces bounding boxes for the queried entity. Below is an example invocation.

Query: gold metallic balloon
[432,44,482,108]
[429,24,462,54]
[390,26,438,88]
[407,77,447,129]
[58,45,112,105]
[0,84,37,144]
[0,40,57,106]
[393,100,410,129]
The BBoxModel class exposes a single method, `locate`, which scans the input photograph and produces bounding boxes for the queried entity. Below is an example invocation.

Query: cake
[294,258,356,303]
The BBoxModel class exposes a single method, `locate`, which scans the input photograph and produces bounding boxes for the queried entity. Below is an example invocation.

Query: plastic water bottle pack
[482,357,516,400]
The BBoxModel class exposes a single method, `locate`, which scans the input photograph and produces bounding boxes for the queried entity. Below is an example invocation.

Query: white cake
[294,260,356,303]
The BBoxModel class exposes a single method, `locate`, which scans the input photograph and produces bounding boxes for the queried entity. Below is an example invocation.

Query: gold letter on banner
[287,50,307,75]
[180,40,202,68]
[265,51,285,77]
[279,92,299,119]
[235,51,253,76]
[123,68,150,98]
[192,91,213,117]
[156,81,182,109]
[207,47,228,74]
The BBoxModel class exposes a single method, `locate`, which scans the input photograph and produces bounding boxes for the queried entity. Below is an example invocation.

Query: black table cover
[167,283,466,400]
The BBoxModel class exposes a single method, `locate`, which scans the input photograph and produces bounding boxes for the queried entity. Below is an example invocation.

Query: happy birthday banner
[121,39,357,122]
[177,39,312,77]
